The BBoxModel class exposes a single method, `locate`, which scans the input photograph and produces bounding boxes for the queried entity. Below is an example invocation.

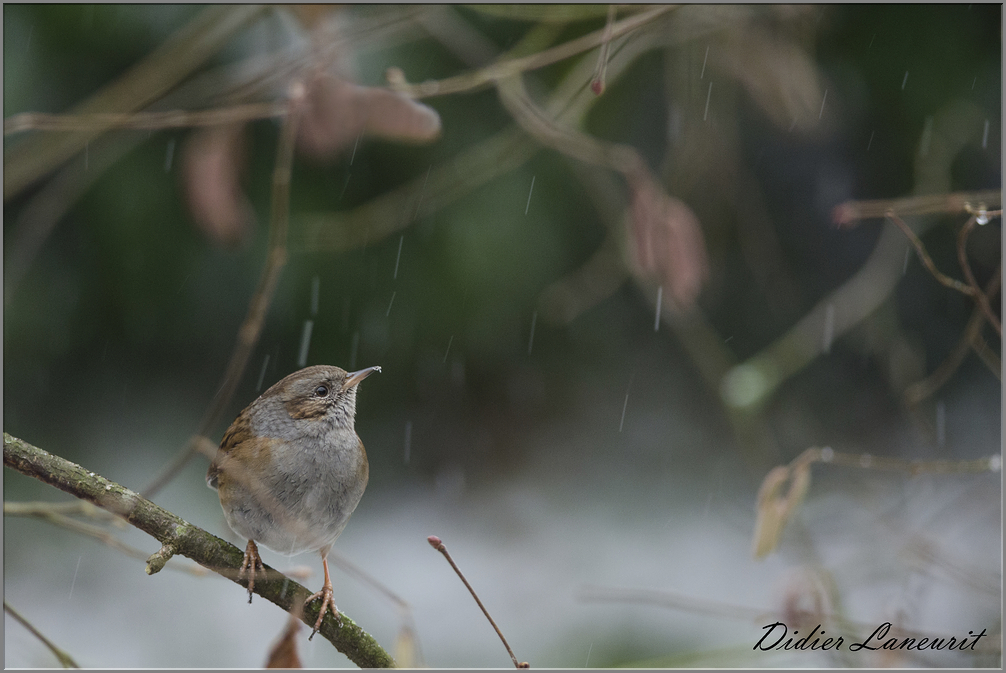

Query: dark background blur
[4,5,1001,668]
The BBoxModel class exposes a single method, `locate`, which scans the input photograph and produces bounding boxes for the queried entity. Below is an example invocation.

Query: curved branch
[3,432,396,669]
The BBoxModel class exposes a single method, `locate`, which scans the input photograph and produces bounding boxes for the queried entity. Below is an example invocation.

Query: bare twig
[833,189,1002,228]
[885,211,975,296]
[4,102,287,135]
[5,601,80,668]
[904,263,1002,404]
[957,215,1002,337]
[427,536,528,668]
[3,433,395,667]
[4,501,208,577]
[3,5,267,202]
[389,5,675,98]
[142,83,306,498]
[590,5,617,95]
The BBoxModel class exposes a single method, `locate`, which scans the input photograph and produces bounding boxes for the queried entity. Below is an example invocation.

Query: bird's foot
[239,540,265,603]
[305,580,341,640]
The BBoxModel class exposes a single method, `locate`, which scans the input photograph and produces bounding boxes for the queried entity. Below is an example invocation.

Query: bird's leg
[306,548,341,639]
[239,539,264,603]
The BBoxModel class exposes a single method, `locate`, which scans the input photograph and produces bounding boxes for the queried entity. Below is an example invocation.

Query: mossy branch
[3,432,396,669]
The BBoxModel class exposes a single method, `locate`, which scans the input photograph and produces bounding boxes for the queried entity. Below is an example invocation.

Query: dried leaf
[751,461,812,558]
[627,170,709,309]
[297,75,441,162]
[265,606,303,668]
[181,124,255,248]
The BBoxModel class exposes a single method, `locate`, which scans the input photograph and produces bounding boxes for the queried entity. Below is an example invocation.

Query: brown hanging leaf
[627,169,709,309]
[265,604,303,668]
[181,123,255,248]
[751,460,812,559]
[297,75,441,162]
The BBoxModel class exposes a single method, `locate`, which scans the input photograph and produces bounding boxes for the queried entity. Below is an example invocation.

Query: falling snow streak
[164,138,175,172]
[818,89,828,120]
[414,165,432,220]
[822,303,835,354]
[349,330,360,370]
[654,286,663,332]
[394,235,404,279]
[703,82,712,121]
[350,134,361,165]
[525,175,536,215]
[901,71,909,90]
[982,120,989,149]
[867,130,875,152]
[700,45,709,79]
[297,319,314,367]
[340,173,351,199]
[528,311,538,355]
[619,374,634,432]
[84,143,89,170]
[404,421,413,464]
[310,275,320,316]
[919,116,933,157]
[443,335,454,363]
[69,555,82,600]
[256,354,271,391]
[385,291,396,316]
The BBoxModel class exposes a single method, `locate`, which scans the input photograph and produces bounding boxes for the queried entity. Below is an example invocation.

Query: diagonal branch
[3,432,395,668]
[957,214,1002,337]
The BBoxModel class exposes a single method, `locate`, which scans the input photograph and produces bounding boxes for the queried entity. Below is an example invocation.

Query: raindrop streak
[585,643,593,668]
[818,88,828,120]
[619,376,634,433]
[350,134,361,165]
[703,81,712,121]
[654,286,663,332]
[982,119,989,149]
[901,71,909,90]
[414,165,432,220]
[339,173,351,200]
[349,331,360,370]
[936,401,946,447]
[297,319,314,368]
[525,175,536,215]
[341,297,351,333]
[903,246,911,274]
[164,138,176,172]
[385,292,396,317]
[403,421,413,464]
[26,24,33,52]
[310,275,320,316]
[84,142,89,171]
[822,303,835,354]
[68,555,82,601]
[700,45,709,79]
[868,33,875,49]
[443,335,454,363]
[394,235,404,279]
[256,354,271,391]
[972,76,977,90]
[527,311,538,355]
[867,130,875,152]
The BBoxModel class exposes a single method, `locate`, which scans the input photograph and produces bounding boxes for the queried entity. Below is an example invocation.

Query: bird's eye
[314,385,329,397]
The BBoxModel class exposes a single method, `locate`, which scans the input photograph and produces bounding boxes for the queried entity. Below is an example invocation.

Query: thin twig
[3,102,287,135]
[141,83,306,499]
[390,5,675,99]
[427,536,528,668]
[957,214,1002,337]
[833,189,1002,228]
[794,445,1000,477]
[590,5,617,95]
[4,501,208,577]
[5,601,80,668]
[904,263,1002,404]
[885,211,975,296]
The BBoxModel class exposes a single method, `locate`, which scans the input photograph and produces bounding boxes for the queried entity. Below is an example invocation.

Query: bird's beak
[342,366,382,391]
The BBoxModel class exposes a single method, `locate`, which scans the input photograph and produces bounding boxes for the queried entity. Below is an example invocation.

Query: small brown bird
[207,364,380,637]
